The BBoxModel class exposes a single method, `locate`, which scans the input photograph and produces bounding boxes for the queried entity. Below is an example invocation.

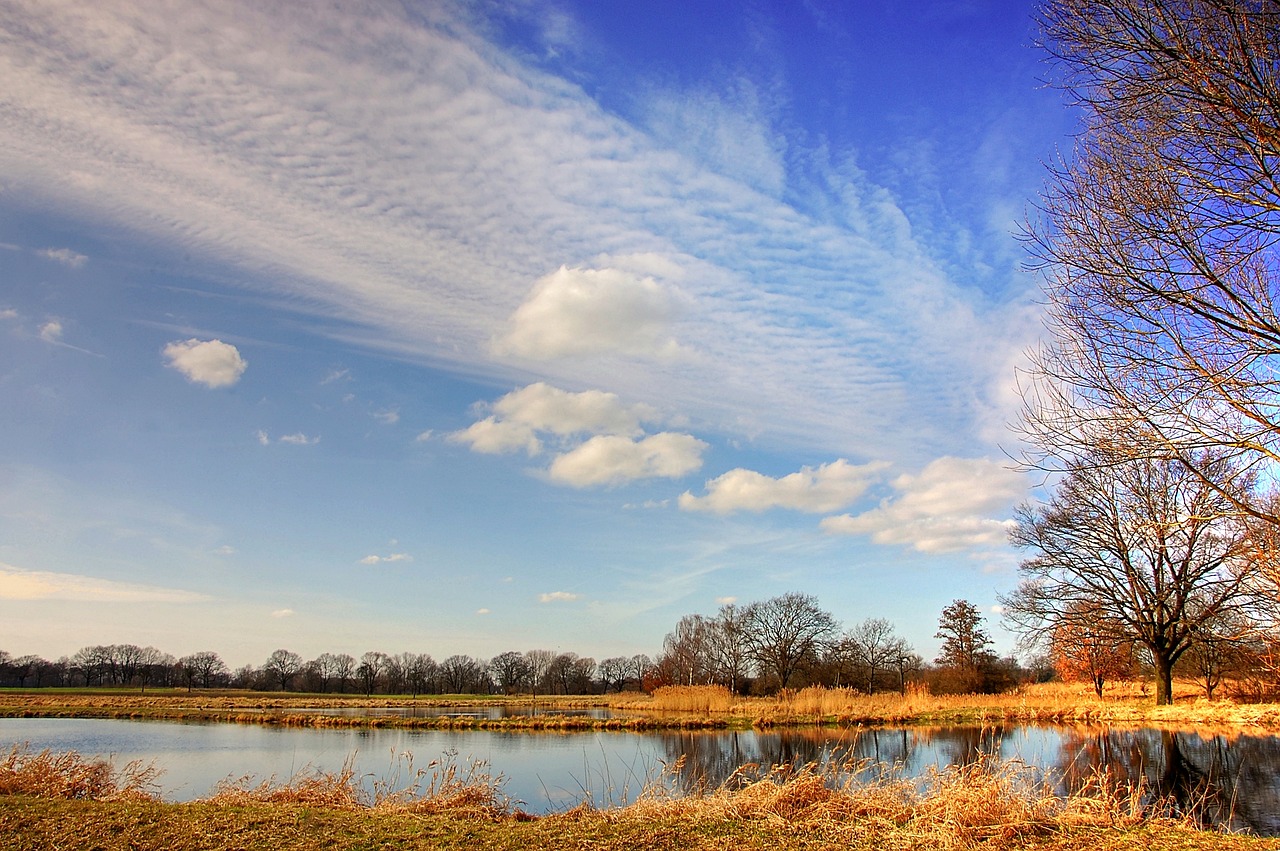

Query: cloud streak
[0,0,1035,463]
[0,562,208,603]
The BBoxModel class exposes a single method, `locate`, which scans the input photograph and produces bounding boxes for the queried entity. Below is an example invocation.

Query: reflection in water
[656,725,1280,837]
[1055,728,1280,835]
[2,717,1278,833]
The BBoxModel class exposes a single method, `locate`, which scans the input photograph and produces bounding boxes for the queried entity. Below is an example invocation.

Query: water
[4,719,1279,834]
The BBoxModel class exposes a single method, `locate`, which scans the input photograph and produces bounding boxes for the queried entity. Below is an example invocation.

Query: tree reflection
[1054,727,1280,835]
[649,724,1280,836]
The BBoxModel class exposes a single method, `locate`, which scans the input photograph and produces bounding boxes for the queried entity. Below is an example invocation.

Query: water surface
[3,718,1277,833]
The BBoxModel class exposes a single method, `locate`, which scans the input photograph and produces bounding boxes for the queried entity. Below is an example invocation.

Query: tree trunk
[1153,653,1175,706]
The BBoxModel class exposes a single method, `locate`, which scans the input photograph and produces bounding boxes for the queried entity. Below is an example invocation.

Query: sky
[0,0,1078,669]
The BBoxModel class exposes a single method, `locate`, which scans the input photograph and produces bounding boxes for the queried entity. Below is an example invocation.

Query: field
[0,741,1273,850]
[4,680,1280,731]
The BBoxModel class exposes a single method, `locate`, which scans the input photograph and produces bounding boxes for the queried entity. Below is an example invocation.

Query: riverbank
[0,745,1271,850]
[3,681,1280,731]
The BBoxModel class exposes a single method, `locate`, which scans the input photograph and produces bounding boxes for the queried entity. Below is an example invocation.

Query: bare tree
[1003,447,1261,704]
[842,618,904,695]
[331,653,356,694]
[489,651,532,695]
[263,649,304,691]
[743,593,838,690]
[357,651,387,696]
[524,649,556,699]
[1021,0,1280,520]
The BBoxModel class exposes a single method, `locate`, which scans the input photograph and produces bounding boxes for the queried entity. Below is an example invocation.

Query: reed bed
[648,685,736,713]
[0,745,160,802]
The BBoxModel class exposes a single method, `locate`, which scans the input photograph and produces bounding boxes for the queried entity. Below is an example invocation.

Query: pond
[3,718,1279,834]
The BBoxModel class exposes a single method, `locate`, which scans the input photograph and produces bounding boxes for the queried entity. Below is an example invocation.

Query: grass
[0,744,1271,850]
[4,681,1280,732]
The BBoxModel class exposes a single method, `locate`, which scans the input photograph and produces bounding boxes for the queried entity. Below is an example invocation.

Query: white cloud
[278,432,319,446]
[715,595,738,605]
[548,432,707,487]
[0,308,18,320]
[539,591,580,603]
[414,430,434,443]
[476,607,491,615]
[163,338,247,388]
[255,430,270,446]
[0,1,1038,461]
[820,457,1027,554]
[497,263,686,359]
[359,553,412,565]
[38,320,62,343]
[679,459,888,514]
[271,608,295,618]
[449,416,541,456]
[373,408,399,425]
[214,545,236,556]
[38,247,88,268]
[0,562,207,602]
[449,383,659,457]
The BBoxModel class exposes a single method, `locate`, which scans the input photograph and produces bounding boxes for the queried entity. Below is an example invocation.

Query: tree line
[0,595,1011,696]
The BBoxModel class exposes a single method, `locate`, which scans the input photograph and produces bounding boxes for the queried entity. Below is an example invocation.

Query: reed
[0,745,160,801]
[647,685,736,713]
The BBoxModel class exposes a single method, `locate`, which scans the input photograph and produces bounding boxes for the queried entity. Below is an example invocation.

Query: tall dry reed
[0,744,160,801]
[648,685,735,713]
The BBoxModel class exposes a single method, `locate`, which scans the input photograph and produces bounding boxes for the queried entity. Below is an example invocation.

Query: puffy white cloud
[548,432,707,487]
[38,320,62,343]
[679,459,888,514]
[448,416,540,456]
[448,383,658,456]
[497,263,686,359]
[820,457,1027,554]
[359,553,412,565]
[476,607,491,615]
[539,591,580,603]
[278,433,319,446]
[163,338,247,388]
[38,247,88,268]
[0,562,207,602]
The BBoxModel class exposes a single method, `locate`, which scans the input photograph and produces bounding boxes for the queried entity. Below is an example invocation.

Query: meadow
[4,680,1280,731]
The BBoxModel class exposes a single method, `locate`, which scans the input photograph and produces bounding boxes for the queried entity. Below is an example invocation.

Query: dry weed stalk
[0,744,160,801]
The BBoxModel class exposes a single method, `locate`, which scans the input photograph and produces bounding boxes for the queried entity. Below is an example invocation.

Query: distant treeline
[1,594,1050,697]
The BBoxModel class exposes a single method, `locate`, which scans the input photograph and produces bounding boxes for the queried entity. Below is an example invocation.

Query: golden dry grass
[0,745,160,801]
[648,684,736,713]
[2,743,1272,850]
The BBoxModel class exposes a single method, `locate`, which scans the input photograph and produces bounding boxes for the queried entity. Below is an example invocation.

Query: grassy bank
[0,745,1271,850]
[4,681,1280,731]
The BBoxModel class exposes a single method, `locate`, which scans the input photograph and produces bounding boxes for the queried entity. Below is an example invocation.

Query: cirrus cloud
[0,562,207,603]
[679,459,888,514]
[163,338,247,388]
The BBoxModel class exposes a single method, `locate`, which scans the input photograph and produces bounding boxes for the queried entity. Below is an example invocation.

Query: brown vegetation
[0,742,1271,850]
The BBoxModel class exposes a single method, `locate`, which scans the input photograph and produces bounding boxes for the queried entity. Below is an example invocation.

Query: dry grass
[3,743,1270,850]
[7,680,1280,732]
[0,745,160,801]
[648,685,736,713]
[207,750,523,820]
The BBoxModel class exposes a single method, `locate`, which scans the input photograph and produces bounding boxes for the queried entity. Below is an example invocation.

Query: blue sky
[0,0,1075,668]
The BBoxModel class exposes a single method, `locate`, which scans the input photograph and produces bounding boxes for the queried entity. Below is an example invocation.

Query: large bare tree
[1021,0,1280,519]
[1003,446,1261,704]
[743,593,837,690]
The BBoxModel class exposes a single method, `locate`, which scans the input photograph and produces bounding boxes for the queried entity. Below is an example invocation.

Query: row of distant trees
[0,644,655,697]
[647,593,1030,696]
